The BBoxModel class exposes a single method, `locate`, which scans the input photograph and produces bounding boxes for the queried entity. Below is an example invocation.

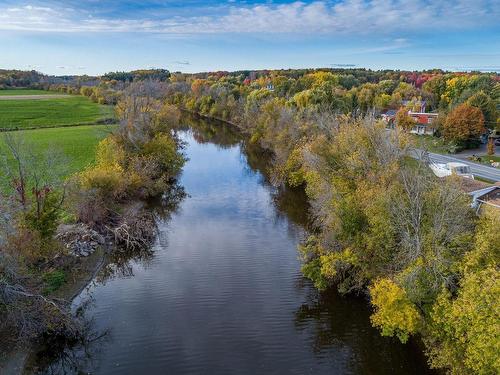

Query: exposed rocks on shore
[56,224,105,257]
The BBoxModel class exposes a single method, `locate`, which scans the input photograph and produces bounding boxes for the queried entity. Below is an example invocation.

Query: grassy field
[477,155,500,167]
[478,155,500,162]
[0,96,114,130]
[0,89,57,96]
[410,134,450,154]
[0,125,115,190]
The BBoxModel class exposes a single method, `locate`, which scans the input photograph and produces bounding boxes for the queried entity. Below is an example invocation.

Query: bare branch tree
[0,132,69,219]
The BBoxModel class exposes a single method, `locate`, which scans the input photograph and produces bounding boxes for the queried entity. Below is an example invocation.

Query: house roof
[447,162,469,168]
[468,185,500,209]
[383,110,397,116]
[454,176,492,193]
[450,177,500,210]
[478,187,500,206]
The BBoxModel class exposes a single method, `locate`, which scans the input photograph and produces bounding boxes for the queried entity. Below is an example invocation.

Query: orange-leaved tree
[443,103,485,143]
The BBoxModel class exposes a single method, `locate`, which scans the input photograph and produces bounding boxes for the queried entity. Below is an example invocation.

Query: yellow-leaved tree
[369,278,421,343]
[426,208,500,374]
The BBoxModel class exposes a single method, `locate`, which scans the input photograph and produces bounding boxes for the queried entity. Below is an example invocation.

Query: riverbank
[0,203,156,373]
[0,92,187,373]
[0,247,106,373]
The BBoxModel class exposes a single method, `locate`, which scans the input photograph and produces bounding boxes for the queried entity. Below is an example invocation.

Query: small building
[408,111,439,135]
[431,162,474,179]
[381,109,397,128]
[382,109,439,135]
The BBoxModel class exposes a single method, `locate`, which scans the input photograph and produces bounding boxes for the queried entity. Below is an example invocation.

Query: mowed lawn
[0,95,114,130]
[0,125,115,190]
[0,89,57,96]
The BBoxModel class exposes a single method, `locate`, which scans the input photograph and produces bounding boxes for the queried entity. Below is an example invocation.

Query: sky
[1,0,499,75]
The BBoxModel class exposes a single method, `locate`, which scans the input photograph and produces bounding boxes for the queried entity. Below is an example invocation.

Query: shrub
[79,137,127,199]
[23,191,63,239]
[4,227,61,265]
[74,189,109,225]
[142,133,185,178]
[43,270,67,294]
[79,163,126,199]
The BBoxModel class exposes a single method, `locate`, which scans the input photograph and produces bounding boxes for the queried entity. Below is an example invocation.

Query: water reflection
[179,115,241,149]
[186,116,312,230]
[27,299,109,375]
[95,184,186,284]
[294,286,433,374]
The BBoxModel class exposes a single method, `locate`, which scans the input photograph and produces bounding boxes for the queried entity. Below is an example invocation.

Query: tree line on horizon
[9,66,496,148]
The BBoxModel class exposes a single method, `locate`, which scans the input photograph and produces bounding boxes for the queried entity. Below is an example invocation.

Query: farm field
[0,95,114,130]
[0,124,115,190]
[0,89,56,96]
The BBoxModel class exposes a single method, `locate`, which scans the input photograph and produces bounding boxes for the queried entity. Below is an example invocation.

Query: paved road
[412,149,500,182]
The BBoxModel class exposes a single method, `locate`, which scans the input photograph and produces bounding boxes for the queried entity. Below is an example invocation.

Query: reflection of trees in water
[179,115,241,148]
[182,114,312,231]
[271,185,311,230]
[27,298,109,375]
[294,283,434,375]
[240,137,313,231]
[99,183,186,282]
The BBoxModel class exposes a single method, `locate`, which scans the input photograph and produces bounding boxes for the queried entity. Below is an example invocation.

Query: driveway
[453,142,500,158]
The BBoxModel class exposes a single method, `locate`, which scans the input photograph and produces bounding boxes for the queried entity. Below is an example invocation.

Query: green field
[478,154,500,165]
[0,125,115,190]
[0,96,114,130]
[410,134,450,154]
[0,89,57,96]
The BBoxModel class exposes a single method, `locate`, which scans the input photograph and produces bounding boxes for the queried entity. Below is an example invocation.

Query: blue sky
[1,0,499,75]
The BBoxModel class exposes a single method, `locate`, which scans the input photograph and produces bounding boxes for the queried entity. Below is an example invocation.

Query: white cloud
[0,1,497,35]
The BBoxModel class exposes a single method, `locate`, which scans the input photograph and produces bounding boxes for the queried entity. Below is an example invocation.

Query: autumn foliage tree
[395,108,415,132]
[487,138,495,156]
[442,103,485,143]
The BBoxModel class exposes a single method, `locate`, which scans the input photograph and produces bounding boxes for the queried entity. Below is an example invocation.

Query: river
[26,118,432,374]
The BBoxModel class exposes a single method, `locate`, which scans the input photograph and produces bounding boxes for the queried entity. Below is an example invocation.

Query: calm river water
[28,119,432,374]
